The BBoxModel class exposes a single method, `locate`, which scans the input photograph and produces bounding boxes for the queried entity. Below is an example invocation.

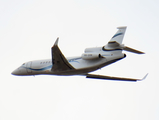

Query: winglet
[53,37,59,46]
[138,73,148,81]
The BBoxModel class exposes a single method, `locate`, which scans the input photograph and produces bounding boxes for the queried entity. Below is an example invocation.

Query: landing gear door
[26,61,32,73]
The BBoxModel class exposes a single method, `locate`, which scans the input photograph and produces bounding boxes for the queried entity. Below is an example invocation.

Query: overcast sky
[0,0,159,120]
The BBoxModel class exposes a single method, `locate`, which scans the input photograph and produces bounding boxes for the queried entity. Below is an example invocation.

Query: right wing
[51,38,75,72]
[86,73,148,82]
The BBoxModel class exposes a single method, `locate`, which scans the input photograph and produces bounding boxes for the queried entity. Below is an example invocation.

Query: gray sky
[0,0,158,120]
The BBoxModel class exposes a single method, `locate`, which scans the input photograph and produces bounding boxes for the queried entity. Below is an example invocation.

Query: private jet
[12,26,147,81]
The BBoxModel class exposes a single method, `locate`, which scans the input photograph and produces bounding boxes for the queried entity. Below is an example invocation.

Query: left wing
[86,73,148,82]
[51,38,75,72]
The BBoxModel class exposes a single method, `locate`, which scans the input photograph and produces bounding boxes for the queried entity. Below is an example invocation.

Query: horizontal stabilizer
[86,73,148,82]
[123,46,145,54]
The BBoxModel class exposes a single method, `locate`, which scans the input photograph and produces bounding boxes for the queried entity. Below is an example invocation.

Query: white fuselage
[12,27,146,81]
[12,48,126,76]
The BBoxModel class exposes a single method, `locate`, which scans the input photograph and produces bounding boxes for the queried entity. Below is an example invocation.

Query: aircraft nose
[11,68,28,76]
[11,68,20,75]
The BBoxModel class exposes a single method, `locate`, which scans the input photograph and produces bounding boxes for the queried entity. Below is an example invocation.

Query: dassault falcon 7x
[12,26,147,81]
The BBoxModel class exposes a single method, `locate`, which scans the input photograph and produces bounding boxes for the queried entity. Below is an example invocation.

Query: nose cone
[11,68,28,76]
[11,68,20,75]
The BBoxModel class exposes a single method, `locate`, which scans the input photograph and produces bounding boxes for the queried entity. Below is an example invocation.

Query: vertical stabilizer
[110,26,127,44]
[103,26,145,54]
[104,26,127,50]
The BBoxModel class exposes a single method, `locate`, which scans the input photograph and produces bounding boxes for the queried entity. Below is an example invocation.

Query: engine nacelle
[82,53,102,60]
[84,47,102,53]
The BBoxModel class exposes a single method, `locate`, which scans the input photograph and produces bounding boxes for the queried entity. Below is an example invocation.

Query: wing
[86,73,148,82]
[51,38,75,72]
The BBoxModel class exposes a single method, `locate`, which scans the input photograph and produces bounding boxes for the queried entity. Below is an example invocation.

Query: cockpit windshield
[22,63,25,65]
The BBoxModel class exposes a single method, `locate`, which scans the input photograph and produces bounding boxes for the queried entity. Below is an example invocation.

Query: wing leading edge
[51,38,75,72]
[86,73,148,82]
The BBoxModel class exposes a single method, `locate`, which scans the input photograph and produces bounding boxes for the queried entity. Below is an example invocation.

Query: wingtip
[143,73,148,80]
[138,51,145,54]
[52,37,59,47]
[55,37,59,45]
[137,73,148,81]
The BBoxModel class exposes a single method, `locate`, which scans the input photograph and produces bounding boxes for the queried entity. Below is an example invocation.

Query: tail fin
[103,26,145,54]
[110,26,127,44]
[104,26,127,50]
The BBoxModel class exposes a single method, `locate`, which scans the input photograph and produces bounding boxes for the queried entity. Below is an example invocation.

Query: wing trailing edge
[86,73,148,82]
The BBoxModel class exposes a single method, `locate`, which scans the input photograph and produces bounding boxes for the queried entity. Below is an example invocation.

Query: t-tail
[103,26,145,54]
